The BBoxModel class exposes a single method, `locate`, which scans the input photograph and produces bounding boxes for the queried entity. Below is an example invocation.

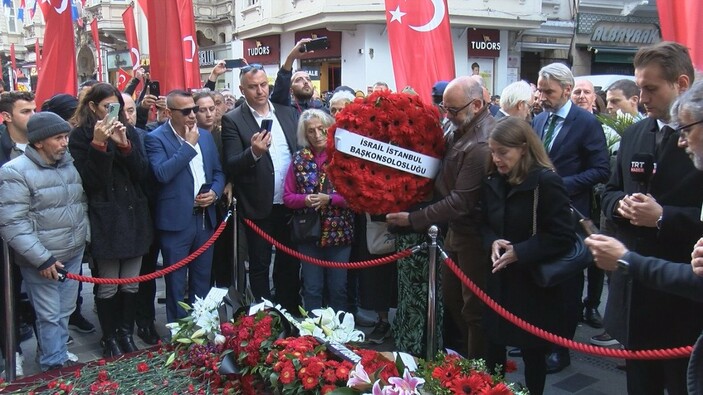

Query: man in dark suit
[532,62,610,373]
[220,65,301,312]
[600,41,703,395]
[144,90,225,323]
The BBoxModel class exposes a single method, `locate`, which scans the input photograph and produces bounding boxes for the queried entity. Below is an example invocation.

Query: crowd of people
[0,37,701,395]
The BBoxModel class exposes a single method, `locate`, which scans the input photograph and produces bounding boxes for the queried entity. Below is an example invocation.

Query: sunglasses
[675,119,703,137]
[169,106,199,116]
[439,99,482,116]
[239,64,264,76]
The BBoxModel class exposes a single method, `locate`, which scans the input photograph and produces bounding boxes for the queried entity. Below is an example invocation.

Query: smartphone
[149,80,160,98]
[299,37,329,53]
[261,119,273,132]
[198,182,213,195]
[224,58,247,69]
[141,65,150,73]
[105,102,121,124]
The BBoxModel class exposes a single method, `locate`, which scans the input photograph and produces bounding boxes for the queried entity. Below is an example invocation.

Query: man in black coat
[270,39,328,114]
[221,65,301,313]
[532,62,610,373]
[600,41,703,395]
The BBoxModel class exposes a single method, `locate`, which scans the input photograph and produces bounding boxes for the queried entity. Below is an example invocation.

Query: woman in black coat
[69,83,152,357]
[481,117,576,395]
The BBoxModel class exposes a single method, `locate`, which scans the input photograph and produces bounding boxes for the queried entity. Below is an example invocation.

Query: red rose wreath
[326,90,445,214]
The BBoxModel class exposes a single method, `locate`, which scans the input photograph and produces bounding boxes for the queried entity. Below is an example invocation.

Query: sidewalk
[11,264,627,394]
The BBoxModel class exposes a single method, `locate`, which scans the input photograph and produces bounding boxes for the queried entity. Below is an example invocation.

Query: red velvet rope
[64,212,232,284]
[242,218,417,268]
[440,249,694,360]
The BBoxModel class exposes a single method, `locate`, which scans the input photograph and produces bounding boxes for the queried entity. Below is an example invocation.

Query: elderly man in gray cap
[0,112,89,371]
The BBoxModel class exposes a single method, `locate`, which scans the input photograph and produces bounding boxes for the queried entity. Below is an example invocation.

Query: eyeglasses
[239,64,264,76]
[168,106,199,116]
[439,99,482,116]
[675,119,703,137]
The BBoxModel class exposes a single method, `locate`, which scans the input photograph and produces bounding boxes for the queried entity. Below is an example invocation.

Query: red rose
[137,362,149,373]
[97,370,109,382]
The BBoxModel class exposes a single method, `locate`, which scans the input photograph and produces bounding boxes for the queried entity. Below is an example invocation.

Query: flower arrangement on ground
[298,307,366,343]
[416,352,528,395]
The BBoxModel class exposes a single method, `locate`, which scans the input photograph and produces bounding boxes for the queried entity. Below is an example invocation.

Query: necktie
[543,114,559,151]
[656,125,675,157]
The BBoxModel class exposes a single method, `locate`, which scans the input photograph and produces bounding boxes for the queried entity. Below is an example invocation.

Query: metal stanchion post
[425,225,439,361]
[3,240,17,382]
[231,199,240,292]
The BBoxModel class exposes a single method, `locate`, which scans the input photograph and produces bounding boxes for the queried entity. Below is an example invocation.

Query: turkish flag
[10,43,16,71]
[116,68,131,92]
[36,0,77,108]
[90,19,103,82]
[122,5,140,70]
[384,0,455,103]
[657,0,703,69]
[146,0,200,94]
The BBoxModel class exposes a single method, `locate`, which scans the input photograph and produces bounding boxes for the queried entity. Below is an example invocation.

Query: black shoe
[508,348,522,357]
[366,321,391,344]
[69,311,96,333]
[545,350,571,374]
[66,336,74,346]
[583,307,603,329]
[101,337,124,358]
[137,324,161,345]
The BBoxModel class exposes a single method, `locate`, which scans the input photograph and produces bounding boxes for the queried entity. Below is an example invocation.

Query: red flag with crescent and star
[122,5,140,70]
[657,0,703,69]
[90,18,103,82]
[384,0,455,103]
[116,68,131,92]
[36,0,77,107]
[146,0,200,94]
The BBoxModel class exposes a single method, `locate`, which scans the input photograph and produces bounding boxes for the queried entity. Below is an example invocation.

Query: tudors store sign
[590,22,661,45]
[467,28,501,58]
[243,35,281,65]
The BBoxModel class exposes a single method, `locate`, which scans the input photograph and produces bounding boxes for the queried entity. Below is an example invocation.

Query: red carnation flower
[97,370,109,382]
[136,362,149,373]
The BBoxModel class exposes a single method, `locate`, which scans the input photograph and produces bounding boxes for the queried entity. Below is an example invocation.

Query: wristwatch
[656,214,663,230]
[616,259,630,274]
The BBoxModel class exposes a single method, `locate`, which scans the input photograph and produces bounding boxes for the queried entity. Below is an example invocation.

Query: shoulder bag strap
[532,185,539,236]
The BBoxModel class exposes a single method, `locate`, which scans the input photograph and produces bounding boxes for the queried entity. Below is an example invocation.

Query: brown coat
[409,106,494,247]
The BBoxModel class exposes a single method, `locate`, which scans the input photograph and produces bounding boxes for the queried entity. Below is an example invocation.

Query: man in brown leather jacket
[387,76,494,359]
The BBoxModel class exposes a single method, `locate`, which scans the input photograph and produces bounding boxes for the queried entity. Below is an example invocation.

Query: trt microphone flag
[146,0,200,93]
[122,5,140,70]
[90,19,103,82]
[36,0,77,107]
[116,68,131,92]
[657,0,703,69]
[384,0,455,103]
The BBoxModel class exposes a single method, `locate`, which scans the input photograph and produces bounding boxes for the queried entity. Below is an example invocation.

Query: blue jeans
[160,212,214,323]
[298,243,350,312]
[20,250,82,371]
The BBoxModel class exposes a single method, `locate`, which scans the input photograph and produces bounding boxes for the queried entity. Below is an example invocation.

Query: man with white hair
[329,90,355,119]
[533,62,610,374]
[497,81,533,120]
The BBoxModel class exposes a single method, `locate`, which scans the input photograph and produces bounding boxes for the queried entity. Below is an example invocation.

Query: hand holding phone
[198,182,213,196]
[148,81,160,98]
[299,37,329,53]
[105,102,121,124]
[224,59,247,69]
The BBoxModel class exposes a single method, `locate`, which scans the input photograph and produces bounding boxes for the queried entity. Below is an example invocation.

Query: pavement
[6,263,627,394]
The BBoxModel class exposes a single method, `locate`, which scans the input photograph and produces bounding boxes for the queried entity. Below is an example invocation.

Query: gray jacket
[0,146,88,270]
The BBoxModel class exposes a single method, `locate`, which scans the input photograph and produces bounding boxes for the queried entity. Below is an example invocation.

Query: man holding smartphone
[270,39,328,114]
[221,63,301,313]
[144,90,225,323]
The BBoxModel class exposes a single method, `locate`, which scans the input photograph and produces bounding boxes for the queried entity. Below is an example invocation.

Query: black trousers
[487,342,548,395]
[135,234,159,328]
[626,358,689,395]
[245,205,301,311]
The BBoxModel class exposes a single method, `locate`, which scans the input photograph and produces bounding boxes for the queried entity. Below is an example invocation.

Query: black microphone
[630,153,655,193]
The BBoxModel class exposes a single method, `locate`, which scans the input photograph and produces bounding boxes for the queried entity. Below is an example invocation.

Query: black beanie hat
[27,112,71,144]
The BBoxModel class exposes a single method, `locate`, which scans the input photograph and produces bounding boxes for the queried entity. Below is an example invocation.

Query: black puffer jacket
[69,123,153,260]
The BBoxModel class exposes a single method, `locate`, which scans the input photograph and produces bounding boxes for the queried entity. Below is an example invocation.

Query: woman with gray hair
[283,109,354,312]
[329,90,355,118]
[499,80,534,120]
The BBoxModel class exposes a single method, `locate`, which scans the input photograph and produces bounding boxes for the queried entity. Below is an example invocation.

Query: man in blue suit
[145,90,225,323]
[532,62,610,373]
